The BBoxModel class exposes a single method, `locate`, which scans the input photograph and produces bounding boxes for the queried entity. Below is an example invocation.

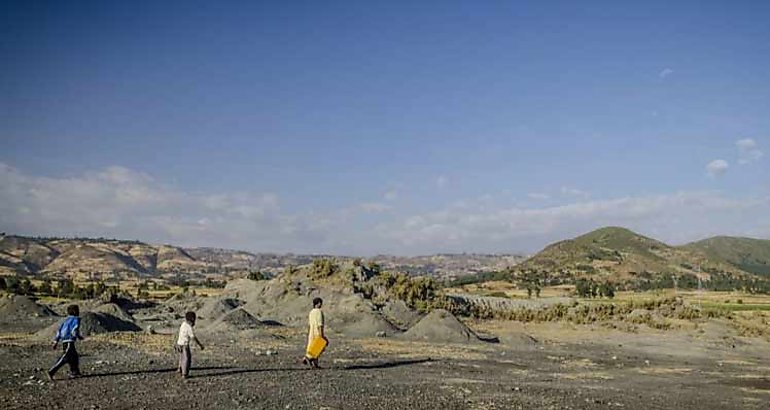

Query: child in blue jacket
[47,304,84,380]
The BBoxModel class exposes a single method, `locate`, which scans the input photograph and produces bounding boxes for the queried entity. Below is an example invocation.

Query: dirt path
[1,331,769,410]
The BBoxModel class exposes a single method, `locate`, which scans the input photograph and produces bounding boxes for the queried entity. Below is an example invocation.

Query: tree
[575,279,592,298]
[93,281,107,297]
[39,280,53,296]
[19,279,35,295]
[5,277,20,294]
[384,272,438,311]
[598,281,615,298]
[366,262,382,276]
[83,283,94,299]
[57,279,76,298]
[590,280,599,298]
[520,270,542,298]
[248,271,266,281]
[311,258,339,279]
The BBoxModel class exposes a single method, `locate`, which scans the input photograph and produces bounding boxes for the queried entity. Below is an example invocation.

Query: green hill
[684,236,770,275]
[517,227,741,281]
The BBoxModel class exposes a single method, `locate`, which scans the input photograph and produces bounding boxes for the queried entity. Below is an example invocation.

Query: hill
[0,236,58,273]
[516,227,744,282]
[184,248,317,271]
[0,235,523,281]
[0,236,217,278]
[372,253,526,279]
[684,236,770,275]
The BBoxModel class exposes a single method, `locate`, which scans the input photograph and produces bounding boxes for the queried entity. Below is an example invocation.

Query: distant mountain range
[0,235,526,280]
[3,228,768,283]
[517,226,770,280]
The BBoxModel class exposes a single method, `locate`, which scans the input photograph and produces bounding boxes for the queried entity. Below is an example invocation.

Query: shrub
[371,271,440,312]
[310,258,339,279]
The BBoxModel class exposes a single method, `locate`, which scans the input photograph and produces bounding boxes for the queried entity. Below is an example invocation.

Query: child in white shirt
[176,311,204,379]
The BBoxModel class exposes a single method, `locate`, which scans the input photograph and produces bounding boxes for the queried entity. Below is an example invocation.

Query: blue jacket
[54,316,81,343]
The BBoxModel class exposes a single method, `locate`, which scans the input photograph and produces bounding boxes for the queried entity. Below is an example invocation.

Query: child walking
[175,311,204,379]
[302,297,327,369]
[47,304,84,380]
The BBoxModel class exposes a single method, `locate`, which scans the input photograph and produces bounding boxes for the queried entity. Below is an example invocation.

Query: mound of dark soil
[0,294,56,319]
[163,292,205,315]
[207,307,264,331]
[79,312,142,334]
[198,297,243,321]
[100,291,152,310]
[36,311,141,338]
[402,309,480,344]
[330,311,400,338]
[381,300,422,328]
[92,303,135,322]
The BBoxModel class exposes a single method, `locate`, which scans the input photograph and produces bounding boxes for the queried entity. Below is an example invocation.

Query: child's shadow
[189,359,433,379]
[340,358,433,370]
[79,366,235,379]
[78,359,434,380]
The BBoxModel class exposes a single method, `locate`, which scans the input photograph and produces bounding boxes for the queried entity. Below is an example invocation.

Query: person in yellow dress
[302,297,327,368]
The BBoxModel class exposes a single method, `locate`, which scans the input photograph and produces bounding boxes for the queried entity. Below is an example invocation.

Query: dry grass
[445,282,572,299]
[739,388,770,395]
[0,333,36,347]
[449,287,770,339]
[90,333,175,355]
[729,312,770,339]
[556,371,614,380]
[456,284,770,307]
[354,338,491,361]
[637,367,693,375]
[717,360,756,366]
[610,290,770,307]
[562,358,599,369]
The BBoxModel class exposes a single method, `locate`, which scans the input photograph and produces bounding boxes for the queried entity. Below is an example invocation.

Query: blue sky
[1,0,768,255]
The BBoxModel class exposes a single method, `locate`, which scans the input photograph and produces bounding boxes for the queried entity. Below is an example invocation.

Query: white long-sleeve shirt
[177,321,195,346]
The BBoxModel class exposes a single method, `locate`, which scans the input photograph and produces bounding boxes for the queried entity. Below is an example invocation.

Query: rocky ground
[2,324,769,410]
[2,278,770,410]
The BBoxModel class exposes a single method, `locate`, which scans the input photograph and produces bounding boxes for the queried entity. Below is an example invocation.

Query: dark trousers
[49,342,80,376]
[178,345,191,376]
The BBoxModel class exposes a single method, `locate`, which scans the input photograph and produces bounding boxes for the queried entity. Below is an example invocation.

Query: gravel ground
[2,328,769,410]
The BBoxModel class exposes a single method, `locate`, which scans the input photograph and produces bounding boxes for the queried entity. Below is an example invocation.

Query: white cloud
[706,159,729,177]
[560,187,590,198]
[659,68,674,79]
[384,189,398,201]
[0,163,316,252]
[527,193,549,200]
[358,202,393,213]
[436,175,449,189]
[376,191,770,253]
[737,138,763,165]
[2,164,769,255]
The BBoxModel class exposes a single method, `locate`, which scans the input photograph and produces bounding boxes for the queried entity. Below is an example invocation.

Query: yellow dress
[306,308,325,357]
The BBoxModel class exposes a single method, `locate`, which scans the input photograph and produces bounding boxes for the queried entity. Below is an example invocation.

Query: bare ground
[2,322,769,410]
